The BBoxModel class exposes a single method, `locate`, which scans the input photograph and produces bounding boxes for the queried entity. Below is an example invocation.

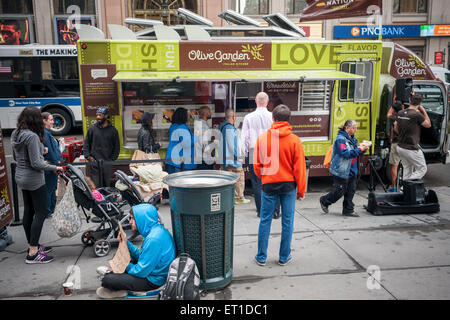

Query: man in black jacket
[83,107,120,187]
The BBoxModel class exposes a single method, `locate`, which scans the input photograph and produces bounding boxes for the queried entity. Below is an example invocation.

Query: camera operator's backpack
[159,253,201,300]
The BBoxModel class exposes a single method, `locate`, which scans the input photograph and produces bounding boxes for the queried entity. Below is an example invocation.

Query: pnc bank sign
[334,25,421,39]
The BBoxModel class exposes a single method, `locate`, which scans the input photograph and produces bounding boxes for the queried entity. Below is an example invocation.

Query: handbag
[130,149,161,168]
[52,180,82,238]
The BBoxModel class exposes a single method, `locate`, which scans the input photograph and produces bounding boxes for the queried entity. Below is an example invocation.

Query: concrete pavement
[1,181,450,300]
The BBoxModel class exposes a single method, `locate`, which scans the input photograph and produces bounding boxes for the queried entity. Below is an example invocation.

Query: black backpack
[159,253,201,300]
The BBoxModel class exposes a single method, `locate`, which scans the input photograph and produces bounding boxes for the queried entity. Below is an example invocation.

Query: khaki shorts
[389,143,401,166]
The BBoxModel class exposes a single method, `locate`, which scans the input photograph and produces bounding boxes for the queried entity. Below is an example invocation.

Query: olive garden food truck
[76,22,448,180]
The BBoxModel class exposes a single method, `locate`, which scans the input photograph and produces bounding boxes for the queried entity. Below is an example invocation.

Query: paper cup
[63,282,74,296]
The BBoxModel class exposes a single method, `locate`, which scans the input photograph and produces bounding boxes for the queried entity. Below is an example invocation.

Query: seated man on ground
[96,203,176,298]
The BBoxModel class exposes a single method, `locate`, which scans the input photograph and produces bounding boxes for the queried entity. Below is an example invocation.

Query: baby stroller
[63,164,131,257]
[114,170,164,225]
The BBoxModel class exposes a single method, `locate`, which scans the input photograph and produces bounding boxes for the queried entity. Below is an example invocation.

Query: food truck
[76,18,448,180]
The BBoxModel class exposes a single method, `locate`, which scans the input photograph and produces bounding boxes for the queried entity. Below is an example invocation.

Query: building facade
[2,0,449,69]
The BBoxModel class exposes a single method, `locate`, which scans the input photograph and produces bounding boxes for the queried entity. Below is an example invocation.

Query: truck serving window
[339,61,373,102]
[299,80,332,110]
[235,82,262,111]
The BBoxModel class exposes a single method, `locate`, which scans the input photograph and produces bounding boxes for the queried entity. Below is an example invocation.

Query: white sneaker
[96,266,112,276]
[96,287,127,299]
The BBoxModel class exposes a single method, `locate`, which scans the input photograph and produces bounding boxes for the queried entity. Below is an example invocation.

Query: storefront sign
[421,25,450,37]
[179,42,271,70]
[334,25,421,39]
[0,127,13,229]
[435,51,444,65]
[80,64,119,116]
[390,44,435,80]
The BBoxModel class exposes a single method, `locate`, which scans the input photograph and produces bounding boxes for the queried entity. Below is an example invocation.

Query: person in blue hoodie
[42,112,62,218]
[97,203,175,298]
[165,107,197,173]
[319,119,368,217]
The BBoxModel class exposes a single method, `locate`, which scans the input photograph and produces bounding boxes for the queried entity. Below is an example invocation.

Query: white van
[430,66,450,87]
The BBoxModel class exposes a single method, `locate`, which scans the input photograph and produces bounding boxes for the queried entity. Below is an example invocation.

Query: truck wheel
[48,108,72,136]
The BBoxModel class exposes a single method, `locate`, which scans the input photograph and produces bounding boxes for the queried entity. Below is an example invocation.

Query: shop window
[128,0,198,28]
[286,0,307,15]
[339,61,373,102]
[53,0,96,14]
[230,0,269,15]
[0,0,33,14]
[393,0,427,14]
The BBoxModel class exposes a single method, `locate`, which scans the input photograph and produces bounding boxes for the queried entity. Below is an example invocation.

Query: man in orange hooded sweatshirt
[253,104,307,266]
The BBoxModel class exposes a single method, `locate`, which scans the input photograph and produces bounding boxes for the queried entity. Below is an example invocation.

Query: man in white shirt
[241,92,280,218]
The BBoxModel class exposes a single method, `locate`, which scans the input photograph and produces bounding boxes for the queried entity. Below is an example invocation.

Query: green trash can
[163,170,239,291]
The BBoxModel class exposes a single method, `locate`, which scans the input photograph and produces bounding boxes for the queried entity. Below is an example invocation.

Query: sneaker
[387,187,397,192]
[343,212,359,217]
[278,256,292,266]
[319,198,329,214]
[96,287,127,299]
[254,257,266,266]
[38,244,53,254]
[25,251,54,264]
[96,266,112,276]
[235,198,251,205]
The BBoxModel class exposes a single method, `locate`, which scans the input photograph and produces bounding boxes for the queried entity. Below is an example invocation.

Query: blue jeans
[45,171,58,216]
[249,163,280,215]
[256,188,296,264]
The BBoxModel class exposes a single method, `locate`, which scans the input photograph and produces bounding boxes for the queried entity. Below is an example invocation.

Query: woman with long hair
[137,112,160,153]
[11,106,63,264]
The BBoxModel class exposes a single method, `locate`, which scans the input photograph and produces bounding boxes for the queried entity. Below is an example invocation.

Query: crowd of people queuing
[13,90,428,297]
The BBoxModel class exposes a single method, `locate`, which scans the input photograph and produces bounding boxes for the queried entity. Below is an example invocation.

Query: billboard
[421,25,450,37]
[0,17,31,45]
[55,16,95,45]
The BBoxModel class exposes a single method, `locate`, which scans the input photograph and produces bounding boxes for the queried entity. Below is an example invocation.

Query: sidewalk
[1,185,450,300]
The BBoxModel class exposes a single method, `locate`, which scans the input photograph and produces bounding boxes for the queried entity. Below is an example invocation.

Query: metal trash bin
[163,170,239,291]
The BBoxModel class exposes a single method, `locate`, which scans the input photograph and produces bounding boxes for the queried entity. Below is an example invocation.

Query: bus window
[41,59,78,80]
[339,61,373,102]
[0,84,26,98]
[0,59,32,82]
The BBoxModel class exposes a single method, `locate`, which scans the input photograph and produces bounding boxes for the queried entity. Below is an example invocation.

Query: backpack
[159,253,201,300]
[323,145,333,169]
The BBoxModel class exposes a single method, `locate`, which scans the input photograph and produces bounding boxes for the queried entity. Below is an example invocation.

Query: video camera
[395,77,413,105]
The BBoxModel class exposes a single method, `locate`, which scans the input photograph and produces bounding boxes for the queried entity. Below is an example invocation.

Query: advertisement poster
[0,127,13,229]
[0,18,30,45]
[55,17,94,45]
[264,81,299,111]
[80,64,119,117]
[290,114,330,138]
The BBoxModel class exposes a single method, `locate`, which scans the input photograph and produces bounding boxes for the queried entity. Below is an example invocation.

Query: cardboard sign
[108,223,131,274]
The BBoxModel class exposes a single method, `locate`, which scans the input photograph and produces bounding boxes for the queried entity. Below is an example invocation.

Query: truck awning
[232,70,365,81]
[112,70,365,82]
[112,71,241,82]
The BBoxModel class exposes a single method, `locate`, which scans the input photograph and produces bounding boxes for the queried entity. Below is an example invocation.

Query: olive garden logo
[241,44,264,61]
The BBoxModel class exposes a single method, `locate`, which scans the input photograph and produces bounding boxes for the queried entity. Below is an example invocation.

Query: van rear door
[413,81,448,163]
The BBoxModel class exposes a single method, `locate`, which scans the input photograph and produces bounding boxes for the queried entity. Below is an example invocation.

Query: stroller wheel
[94,240,111,257]
[81,232,95,246]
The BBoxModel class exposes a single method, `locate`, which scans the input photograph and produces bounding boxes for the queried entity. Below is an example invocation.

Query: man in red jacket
[253,104,307,266]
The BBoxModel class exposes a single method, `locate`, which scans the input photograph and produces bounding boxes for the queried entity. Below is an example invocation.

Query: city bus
[0,45,82,135]
[76,24,448,181]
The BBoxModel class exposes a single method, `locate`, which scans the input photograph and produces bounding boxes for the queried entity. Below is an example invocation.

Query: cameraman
[395,94,431,180]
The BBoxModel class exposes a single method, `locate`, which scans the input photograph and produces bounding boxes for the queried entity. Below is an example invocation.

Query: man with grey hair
[241,92,280,218]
